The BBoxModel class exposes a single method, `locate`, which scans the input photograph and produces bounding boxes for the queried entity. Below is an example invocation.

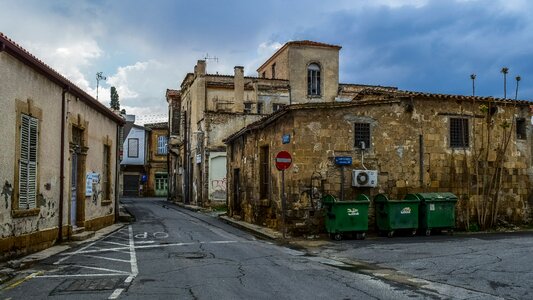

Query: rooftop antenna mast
[204,53,219,63]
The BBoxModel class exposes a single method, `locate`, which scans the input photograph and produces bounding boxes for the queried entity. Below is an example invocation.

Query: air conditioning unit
[352,170,378,187]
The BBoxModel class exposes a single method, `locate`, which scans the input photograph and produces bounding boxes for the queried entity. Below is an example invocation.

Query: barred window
[259,146,269,199]
[516,118,526,140]
[257,102,264,114]
[244,103,253,114]
[19,114,38,209]
[157,136,168,155]
[354,123,371,149]
[102,144,111,200]
[450,118,469,148]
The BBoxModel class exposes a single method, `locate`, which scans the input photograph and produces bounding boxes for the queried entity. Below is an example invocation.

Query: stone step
[72,226,85,234]
[71,231,95,241]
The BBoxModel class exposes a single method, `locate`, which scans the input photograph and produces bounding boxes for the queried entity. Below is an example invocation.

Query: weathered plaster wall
[0,51,63,239]
[257,47,290,80]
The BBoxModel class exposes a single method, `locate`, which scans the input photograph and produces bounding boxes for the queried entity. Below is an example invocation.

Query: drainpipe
[167,109,171,202]
[115,125,120,222]
[58,86,69,242]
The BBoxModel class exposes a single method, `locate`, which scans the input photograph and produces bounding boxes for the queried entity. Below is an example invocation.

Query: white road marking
[53,240,99,265]
[108,288,124,299]
[101,241,129,247]
[75,265,130,274]
[37,273,126,278]
[128,225,139,277]
[80,254,131,263]
[135,241,155,244]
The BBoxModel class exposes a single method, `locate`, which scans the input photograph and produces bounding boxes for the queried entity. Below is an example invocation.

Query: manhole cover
[51,277,123,295]
[169,252,207,259]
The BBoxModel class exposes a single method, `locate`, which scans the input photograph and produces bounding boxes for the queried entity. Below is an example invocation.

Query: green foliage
[110,86,120,110]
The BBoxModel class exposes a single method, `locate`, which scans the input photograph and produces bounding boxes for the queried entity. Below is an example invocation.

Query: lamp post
[96,72,106,101]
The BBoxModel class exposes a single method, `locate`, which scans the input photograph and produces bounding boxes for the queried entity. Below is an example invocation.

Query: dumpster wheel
[425,229,431,236]
[387,231,394,238]
[333,233,343,241]
[356,232,366,240]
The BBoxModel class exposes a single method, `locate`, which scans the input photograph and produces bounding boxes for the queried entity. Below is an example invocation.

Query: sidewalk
[0,204,134,287]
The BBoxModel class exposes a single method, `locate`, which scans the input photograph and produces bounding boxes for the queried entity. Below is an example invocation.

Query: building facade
[225,92,533,235]
[120,121,149,197]
[0,33,124,260]
[145,122,169,197]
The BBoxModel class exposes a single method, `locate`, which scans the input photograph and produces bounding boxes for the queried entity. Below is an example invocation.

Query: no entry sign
[275,151,292,170]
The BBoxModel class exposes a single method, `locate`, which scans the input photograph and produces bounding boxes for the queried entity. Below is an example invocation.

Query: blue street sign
[282,134,290,144]
[335,156,352,166]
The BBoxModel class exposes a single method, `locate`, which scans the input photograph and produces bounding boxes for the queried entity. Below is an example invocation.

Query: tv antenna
[204,53,219,63]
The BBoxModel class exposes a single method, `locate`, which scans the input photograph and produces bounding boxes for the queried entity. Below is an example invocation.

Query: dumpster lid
[375,193,419,203]
[415,192,458,202]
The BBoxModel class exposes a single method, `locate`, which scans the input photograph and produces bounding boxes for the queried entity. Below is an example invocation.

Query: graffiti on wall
[1,180,12,209]
[210,177,226,200]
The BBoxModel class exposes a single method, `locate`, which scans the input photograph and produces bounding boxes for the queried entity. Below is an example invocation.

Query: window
[244,102,253,114]
[128,138,139,158]
[273,103,284,112]
[516,118,526,140]
[102,144,111,200]
[354,123,371,149]
[262,71,266,79]
[450,118,469,148]
[155,173,168,191]
[257,102,264,114]
[271,63,276,79]
[259,146,269,199]
[307,63,321,96]
[157,136,168,155]
[171,107,180,135]
[19,114,39,209]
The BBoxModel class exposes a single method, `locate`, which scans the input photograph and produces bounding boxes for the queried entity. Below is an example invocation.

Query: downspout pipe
[58,86,69,242]
[167,108,171,202]
[115,125,120,222]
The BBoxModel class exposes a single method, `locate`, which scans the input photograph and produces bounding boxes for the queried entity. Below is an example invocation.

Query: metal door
[123,175,140,196]
[70,152,78,227]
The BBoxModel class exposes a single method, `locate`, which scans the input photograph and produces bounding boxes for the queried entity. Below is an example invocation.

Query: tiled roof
[144,122,168,129]
[0,32,124,125]
[166,89,180,97]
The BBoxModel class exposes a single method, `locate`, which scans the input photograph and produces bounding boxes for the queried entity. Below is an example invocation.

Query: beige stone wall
[288,46,339,103]
[257,47,290,80]
[227,98,533,234]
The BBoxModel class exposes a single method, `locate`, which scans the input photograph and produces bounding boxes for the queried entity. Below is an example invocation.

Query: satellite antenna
[204,53,219,63]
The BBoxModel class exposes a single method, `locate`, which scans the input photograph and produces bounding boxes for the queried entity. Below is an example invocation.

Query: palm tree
[470,74,476,96]
[501,67,509,99]
[515,76,521,100]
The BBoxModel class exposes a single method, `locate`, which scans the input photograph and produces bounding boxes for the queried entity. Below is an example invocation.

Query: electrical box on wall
[352,170,378,187]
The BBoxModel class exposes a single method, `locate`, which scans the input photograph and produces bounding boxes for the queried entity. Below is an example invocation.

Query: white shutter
[19,114,38,209]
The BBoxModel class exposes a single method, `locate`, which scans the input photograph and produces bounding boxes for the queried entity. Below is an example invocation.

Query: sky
[2,0,533,123]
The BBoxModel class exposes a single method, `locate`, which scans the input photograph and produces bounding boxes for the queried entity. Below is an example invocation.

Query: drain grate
[50,277,123,295]
[168,252,207,259]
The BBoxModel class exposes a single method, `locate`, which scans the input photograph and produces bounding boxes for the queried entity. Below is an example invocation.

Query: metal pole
[340,165,345,201]
[281,169,286,239]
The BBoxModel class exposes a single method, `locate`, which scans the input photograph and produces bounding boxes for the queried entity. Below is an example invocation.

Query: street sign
[282,134,290,144]
[275,151,292,170]
[335,156,352,166]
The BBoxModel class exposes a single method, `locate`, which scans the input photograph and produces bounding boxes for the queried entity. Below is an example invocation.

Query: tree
[110,86,120,110]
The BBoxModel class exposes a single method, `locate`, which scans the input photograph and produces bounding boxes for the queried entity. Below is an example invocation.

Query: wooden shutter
[19,114,38,209]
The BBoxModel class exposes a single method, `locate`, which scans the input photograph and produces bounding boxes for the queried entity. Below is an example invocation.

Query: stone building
[0,33,124,260]
[166,41,391,207]
[120,119,149,197]
[224,89,533,235]
[144,122,169,197]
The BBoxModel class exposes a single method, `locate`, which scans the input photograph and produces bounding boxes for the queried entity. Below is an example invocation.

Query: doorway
[233,168,241,215]
[70,152,78,228]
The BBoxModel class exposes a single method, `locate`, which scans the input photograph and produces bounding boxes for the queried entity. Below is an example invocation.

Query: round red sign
[275,151,292,170]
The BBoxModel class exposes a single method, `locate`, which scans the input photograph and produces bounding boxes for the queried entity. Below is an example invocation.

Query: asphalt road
[2,197,527,299]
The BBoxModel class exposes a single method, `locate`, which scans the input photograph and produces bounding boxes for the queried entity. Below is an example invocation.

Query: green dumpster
[322,194,370,241]
[406,192,457,236]
[374,194,419,237]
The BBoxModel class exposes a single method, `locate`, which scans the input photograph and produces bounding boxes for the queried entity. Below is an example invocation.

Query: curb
[219,215,283,240]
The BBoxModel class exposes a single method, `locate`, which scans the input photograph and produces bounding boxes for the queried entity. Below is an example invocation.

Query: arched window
[307,63,321,96]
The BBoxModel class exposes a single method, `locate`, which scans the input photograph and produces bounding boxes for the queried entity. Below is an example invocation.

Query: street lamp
[96,72,106,101]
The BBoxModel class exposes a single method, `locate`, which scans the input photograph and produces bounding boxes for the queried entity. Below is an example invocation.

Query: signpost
[335,156,352,201]
[275,151,292,238]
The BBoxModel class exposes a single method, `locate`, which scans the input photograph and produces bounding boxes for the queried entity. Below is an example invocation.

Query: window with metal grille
[155,173,168,190]
[157,136,168,155]
[354,123,371,149]
[19,114,38,209]
[307,63,321,96]
[102,144,111,200]
[516,118,526,140]
[128,138,139,158]
[450,118,469,148]
[257,102,264,114]
[259,146,269,199]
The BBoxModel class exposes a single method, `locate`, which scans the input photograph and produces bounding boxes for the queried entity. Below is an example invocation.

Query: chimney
[234,66,244,112]
[195,60,206,76]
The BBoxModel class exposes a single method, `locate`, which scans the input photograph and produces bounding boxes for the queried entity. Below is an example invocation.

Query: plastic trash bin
[322,194,370,241]
[406,192,457,236]
[374,194,419,237]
